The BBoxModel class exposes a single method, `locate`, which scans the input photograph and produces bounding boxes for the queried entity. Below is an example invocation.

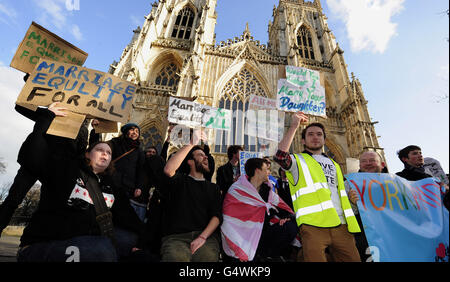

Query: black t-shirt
[161,173,222,237]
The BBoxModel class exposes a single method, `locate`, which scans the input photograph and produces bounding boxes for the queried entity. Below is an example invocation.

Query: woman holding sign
[16,103,144,262]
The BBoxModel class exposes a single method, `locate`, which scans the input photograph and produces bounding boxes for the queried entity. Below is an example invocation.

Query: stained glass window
[155,63,180,87]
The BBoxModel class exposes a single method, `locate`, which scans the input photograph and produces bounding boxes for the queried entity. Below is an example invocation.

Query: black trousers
[255,219,298,259]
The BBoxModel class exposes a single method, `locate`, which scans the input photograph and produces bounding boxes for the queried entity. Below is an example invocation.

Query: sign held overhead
[10,22,88,74]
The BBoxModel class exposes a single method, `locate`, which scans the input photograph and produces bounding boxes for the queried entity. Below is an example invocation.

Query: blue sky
[0,0,448,186]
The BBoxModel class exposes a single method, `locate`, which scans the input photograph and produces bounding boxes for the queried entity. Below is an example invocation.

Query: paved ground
[0,236,20,262]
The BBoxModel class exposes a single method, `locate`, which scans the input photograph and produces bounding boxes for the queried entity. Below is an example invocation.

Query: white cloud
[33,0,67,29]
[0,3,17,19]
[71,24,83,41]
[326,0,405,53]
[31,0,84,42]
[0,2,18,26]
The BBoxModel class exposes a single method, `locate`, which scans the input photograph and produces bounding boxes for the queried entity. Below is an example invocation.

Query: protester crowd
[0,84,448,262]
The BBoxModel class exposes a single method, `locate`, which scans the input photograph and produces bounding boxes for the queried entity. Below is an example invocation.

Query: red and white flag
[221,175,293,261]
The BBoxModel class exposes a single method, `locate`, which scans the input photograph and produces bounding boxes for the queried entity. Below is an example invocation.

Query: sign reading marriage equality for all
[345,173,449,262]
[16,59,137,124]
[10,22,88,74]
[168,97,231,130]
[277,66,326,117]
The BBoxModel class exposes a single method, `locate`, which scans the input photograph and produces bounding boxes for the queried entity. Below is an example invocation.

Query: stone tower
[109,0,386,173]
[267,0,385,169]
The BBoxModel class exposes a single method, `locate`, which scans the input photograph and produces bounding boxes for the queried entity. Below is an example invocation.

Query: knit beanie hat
[121,123,140,136]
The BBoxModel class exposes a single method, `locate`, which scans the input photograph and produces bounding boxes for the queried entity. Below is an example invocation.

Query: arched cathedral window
[215,69,268,153]
[297,26,315,60]
[142,126,163,155]
[171,7,195,40]
[155,62,180,87]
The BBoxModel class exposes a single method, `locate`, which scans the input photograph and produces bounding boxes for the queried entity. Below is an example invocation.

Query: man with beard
[160,130,222,262]
[274,112,361,262]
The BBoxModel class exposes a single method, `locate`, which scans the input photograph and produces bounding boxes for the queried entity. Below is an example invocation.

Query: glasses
[360,159,378,164]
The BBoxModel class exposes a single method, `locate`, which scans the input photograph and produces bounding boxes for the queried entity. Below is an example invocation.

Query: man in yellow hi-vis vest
[274,112,361,262]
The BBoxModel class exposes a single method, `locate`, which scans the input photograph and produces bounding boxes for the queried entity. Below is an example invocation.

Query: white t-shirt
[287,154,346,224]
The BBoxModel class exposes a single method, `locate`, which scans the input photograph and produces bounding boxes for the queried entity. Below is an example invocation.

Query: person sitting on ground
[0,74,88,237]
[221,158,297,262]
[160,129,222,262]
[17,103,144,262]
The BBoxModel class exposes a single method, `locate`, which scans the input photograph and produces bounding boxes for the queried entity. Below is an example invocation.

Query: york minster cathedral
[108,0,385,174]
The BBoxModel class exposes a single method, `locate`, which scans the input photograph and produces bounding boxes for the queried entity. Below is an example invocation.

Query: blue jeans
[17,235,117,262]
[114,227,138,260]
[130,200,147,222]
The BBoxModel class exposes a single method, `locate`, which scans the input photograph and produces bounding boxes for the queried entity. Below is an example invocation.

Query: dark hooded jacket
[19,109,144,247]
[108,135,146,200]
[396,163,433,181]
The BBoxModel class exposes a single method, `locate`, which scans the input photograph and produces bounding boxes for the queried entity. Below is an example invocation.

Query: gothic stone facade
[109,0,385,174]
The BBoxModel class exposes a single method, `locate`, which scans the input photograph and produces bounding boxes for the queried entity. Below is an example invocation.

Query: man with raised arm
[274,112,361,262]
[161,130,222,262]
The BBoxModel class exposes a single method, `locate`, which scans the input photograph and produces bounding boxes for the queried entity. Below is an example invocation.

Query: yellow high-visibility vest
[285,153,360,233]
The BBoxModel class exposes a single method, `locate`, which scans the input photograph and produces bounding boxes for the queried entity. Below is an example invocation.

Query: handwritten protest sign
[168,97,207,128]
[247,94,285,142]
[346,173,449,262]
[16,59,137,123]
[424,157,449,185]
[10,22,88,74]
[47,111,86,139]
[277,66,326,117]
[203,107,231,130]
[239,151,263,176]
[168,97,231,130]
[93,119,118,134]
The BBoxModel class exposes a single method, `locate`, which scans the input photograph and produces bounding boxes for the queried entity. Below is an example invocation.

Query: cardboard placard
[94,119,118,134]
[10,22,88,74]
[16,59,137,123]
[47,111,86,139]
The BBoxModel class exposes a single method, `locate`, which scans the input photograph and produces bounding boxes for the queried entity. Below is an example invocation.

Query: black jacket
[396,164,432,181]
[141,154,166,204]
[108,136,146,200]
[0,106,88,234]
[216,162,237,196]
[19,110,144,247]
[15,105,87,176]
[276,178,294,210]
